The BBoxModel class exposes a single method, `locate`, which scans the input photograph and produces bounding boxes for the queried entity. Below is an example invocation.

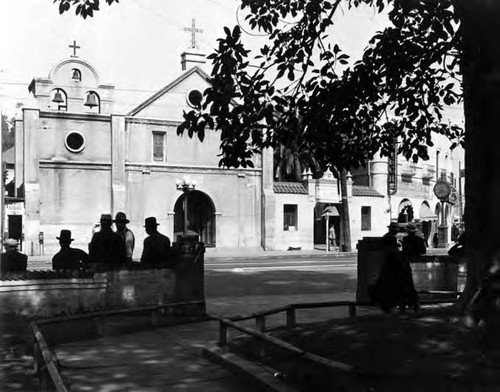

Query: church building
[10,40,463,256]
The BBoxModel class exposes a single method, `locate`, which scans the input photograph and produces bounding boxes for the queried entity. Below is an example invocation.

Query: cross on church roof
[69,40,80,57]
[184,19,203,49]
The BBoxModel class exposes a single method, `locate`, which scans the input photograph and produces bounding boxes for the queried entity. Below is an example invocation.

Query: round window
[65,132,85,153]
[186,89,203,108]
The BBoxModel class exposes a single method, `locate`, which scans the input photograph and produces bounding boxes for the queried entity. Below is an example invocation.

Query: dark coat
[52,247,88,271]
[369,241,419,313]
[402,234,427,257]
[89,228,125,267]
[0,250,28,276]
[140,232,171,266]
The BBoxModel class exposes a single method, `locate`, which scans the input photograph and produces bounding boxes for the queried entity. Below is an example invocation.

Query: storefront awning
[420,203,438,221]
[322,206,339,217]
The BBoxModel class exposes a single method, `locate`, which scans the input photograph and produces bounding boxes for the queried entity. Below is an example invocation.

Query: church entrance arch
[174,190,216,247]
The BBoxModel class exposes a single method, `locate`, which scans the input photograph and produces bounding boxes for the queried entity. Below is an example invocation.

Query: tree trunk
[340,168,352,252]
[455,1,500,310]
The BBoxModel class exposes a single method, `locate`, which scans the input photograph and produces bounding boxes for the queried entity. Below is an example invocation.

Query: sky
[0,0,391,116]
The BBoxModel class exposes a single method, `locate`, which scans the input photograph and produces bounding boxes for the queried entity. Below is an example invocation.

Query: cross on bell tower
[184,19,203,49]
[69,40,81,57]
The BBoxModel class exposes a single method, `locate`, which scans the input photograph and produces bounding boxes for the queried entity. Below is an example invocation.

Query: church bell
[52,90,64,103]
[84,92,98,108]
[71,69,81,80]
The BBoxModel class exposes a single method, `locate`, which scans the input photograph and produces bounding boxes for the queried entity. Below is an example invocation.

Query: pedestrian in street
[140,217,171,267]
[329,224,337,251]
[0,238,28,277]
[52,230,89,272]
[432,232,439,248]
[89,214,126,269]
[451,219,461,243]
[114,212,135,263]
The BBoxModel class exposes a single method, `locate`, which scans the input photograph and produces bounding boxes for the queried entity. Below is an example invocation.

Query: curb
[202,345,299,392]
[204,252,358,261]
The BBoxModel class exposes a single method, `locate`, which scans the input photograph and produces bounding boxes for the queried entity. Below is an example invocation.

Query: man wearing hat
[382,221,402,252]
[140,217,171,266]
[114,212,135,263]
[52,230,89,272]
[89,214,126,268]
[402,223,427,257]
[1,238,28,277]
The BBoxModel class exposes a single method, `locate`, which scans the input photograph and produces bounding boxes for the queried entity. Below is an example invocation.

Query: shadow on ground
[205,269,357,297]
[55,322,255,392]
[231,305,500,391]
[0,316,37,392]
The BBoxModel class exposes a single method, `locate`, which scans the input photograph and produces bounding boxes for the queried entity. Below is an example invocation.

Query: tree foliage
[1,114,15,153]
[52,0,464,172]
[54,0,119,19]
[176,0,463,171]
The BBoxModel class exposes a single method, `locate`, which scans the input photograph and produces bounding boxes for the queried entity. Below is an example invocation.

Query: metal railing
[213,296,459,387]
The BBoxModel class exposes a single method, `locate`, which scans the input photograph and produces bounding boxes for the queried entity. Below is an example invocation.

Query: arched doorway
[419,201,437,243]
[313,202,340,247]
[174,190,216,247]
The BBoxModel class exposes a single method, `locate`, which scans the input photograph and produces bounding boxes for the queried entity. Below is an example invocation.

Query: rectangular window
[361,206,371,231]
[283,204,298,231]
[152,131,166,162]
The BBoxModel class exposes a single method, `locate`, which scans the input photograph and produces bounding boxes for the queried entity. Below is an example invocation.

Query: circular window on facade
[186,89,203,108]
[65,131,85,153]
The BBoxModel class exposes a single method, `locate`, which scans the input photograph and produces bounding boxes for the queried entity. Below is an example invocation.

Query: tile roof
[273,182,308,195]
[352,185,384,198]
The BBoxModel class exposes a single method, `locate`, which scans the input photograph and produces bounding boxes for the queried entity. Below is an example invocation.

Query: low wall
[356,237,459,302]
[0,269,177,317]
[0,240,205,317]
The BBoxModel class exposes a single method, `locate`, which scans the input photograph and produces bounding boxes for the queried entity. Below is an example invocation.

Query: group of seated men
[0,212,172,275]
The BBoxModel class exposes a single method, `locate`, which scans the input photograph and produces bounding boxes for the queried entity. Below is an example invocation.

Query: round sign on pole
[433,179,452,201]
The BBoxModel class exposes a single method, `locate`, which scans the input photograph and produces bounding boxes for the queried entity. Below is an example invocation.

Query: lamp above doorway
[176,178,196,192]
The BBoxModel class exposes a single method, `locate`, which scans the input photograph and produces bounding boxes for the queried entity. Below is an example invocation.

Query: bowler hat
[387,222,399,230]
[144,217,160,227]
[3,238,18,247]
[56,229,74,243]
[100,214,113,223]
[113,212,130,224]
[406,223,417,232]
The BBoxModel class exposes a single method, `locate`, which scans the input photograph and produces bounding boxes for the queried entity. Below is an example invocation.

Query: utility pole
[0,74,4,244]
[339,168,352,252]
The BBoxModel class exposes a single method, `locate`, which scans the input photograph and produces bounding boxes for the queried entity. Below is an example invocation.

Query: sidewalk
[25,246,353,267]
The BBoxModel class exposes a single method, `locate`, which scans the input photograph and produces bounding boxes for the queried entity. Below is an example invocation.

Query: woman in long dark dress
[369,223,422,312]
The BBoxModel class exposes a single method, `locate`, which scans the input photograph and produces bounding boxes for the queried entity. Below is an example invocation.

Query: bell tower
[28,41,115,114]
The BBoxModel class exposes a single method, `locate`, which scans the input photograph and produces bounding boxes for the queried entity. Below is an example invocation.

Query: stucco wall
[349,196,388,249]
[271,193,315,250]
